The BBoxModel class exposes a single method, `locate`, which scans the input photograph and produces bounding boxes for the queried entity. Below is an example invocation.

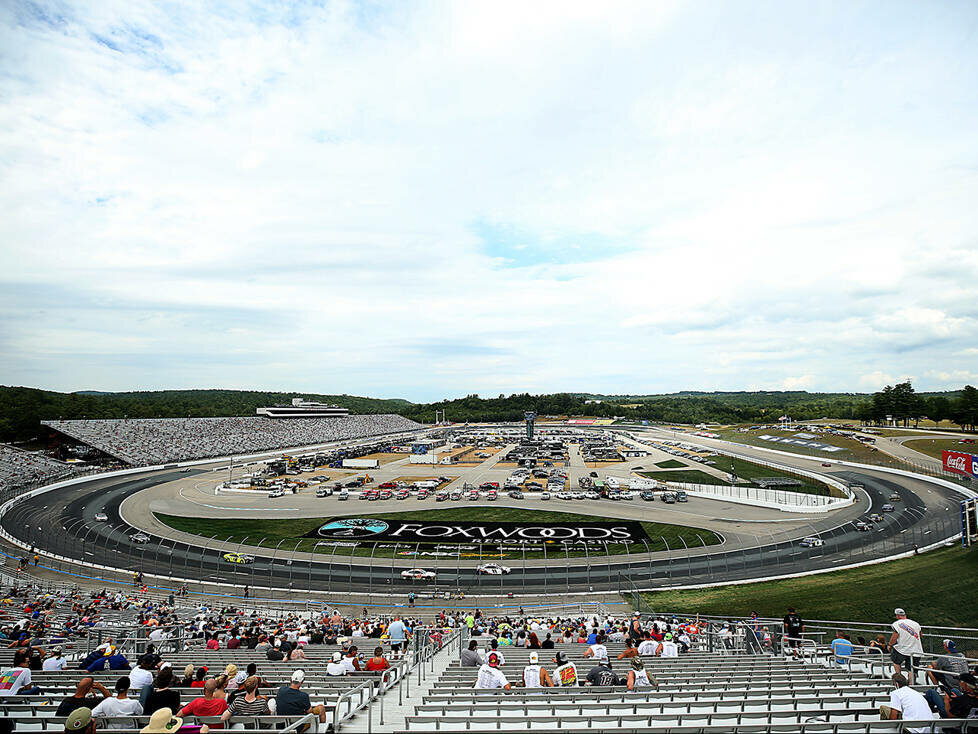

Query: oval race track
[0,435,967,597]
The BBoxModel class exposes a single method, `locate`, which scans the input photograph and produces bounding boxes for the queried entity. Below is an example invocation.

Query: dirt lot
[356,452,409,465]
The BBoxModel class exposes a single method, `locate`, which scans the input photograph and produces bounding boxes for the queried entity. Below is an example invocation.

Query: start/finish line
[756,434,846,453]
[304,517,652,546]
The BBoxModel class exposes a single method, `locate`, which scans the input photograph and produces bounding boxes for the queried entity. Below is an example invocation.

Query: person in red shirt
[365,647,390,671]
[179,679,228,725]
[205,636,220,650]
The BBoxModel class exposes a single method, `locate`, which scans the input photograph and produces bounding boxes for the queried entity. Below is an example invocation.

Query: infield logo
[318,518,390,538]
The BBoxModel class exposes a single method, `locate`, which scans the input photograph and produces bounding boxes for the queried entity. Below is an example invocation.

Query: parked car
[400,568,436,581]
[338,489,350,500]
[315,487,332,498]
[585,491,599,500]
[676,491,688,502]
[268,488,285,498]
[640,491,656,501]
[436,491,449,502]
[589,471,598,478]
[508,490,524,499]
[662,492,676,504]
[540,492,551,500]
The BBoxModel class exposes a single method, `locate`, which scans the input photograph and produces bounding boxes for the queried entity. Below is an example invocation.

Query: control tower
[524,411,536,441]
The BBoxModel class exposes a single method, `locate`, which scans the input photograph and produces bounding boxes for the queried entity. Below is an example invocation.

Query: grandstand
[39,414,424,465]
[0,444,78,492]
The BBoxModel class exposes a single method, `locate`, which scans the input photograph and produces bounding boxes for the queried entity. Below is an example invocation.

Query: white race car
[129,532,151,544]
[477,563,512,575]
[94,512,109,522]
[400,568,436,581]
[799,537,824,547]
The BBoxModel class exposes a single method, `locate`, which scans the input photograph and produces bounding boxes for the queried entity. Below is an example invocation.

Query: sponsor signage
[757,434,845,453]
[306,517,651,545]
[943,450,978,479]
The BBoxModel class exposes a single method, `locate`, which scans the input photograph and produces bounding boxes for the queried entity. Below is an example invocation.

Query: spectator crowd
[0,445,78,494]
[40,414,422,466]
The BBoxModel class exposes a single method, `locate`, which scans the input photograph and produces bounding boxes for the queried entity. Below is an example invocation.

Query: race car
[867,513,883,522]
[267,488,285,498]
[129,532,151,544]
[882,503,895,512]
[400,568,436,581]
[853,521,871,531]
[799,537,824,547]
[477,563,512,575]
[888,493,901,502]
[94,512,109,521]
[222,552,255,564]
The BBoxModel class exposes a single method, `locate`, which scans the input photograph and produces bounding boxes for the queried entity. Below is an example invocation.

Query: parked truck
[342,458,380,469]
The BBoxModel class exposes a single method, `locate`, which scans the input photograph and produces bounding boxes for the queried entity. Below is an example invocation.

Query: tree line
[2,384,974,444]
[860,382,978,430]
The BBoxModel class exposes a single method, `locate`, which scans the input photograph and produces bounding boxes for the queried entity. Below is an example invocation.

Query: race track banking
[0,436,967,596]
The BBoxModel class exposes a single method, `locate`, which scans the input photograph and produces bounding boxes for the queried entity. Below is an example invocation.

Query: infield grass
[155,507,721,561]
[638,545,978,629]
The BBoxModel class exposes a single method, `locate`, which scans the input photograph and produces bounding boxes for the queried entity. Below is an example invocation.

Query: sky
[1,0,977,402]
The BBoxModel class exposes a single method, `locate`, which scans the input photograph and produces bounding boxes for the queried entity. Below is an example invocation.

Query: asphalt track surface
[0,431,967,595]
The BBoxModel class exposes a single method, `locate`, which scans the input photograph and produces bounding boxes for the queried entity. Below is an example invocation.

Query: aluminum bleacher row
[397,640,976,734]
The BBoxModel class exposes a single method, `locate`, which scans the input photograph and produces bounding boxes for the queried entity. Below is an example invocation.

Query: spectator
[521,651,553,688]
[879,672,935,731]
[266,641,284,661]
[889,608,924,683]
[129,656,157,692]
[43,646,68,671]
[626,658,657,691]
[179,665,194,688]
[326,652,347,676]
[288,644,306,661]
[869,634,890,655]
[461,640,483,668]
[783,607,804,657]
[488,639,506,666]
[190,667,207,688]
[830,631,854,666]
[92,676,143,728]
[56,677,112,717]
[365,647,390,672]
[138,707,183,734]
[927,639,970,693]
[275,670,327,726]
[474,652,510,690]
[342,646,360,672]
[220,676,269,722]
[585,654,618,687]
[541,633,554,650]
[925,670,978,720]
[63,707,95,734]
[87,647,130,673]
[178,679,228,720]
[387,615,408,660]
[142,668,180,717]
[585,632,608,660]
[0,649,41,696]
[658,633,679,658]
[617,639,639,660]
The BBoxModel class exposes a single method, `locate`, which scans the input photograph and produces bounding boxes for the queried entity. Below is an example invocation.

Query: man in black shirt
[783,607,804,657]
[585,655,619,687]
[55,677,111,717]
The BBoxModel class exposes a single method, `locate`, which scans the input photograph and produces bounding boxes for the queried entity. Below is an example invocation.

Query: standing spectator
[879,673,934,731]
[783,607,804,657]
[92,676,143,728]
[889,608,923,683]
[387,615,408,660]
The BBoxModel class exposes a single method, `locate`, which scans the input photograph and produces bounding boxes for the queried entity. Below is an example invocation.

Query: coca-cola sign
[943,450,978,478]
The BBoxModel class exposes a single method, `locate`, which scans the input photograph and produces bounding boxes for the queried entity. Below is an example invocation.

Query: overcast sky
[2,1,977,402]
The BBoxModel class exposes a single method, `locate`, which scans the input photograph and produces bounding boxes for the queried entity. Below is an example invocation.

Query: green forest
[1,383,975,443]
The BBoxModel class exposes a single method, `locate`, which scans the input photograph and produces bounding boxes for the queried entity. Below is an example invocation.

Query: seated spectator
[927,639,970,693]
[190,667,207,687]
[925,671,978,720]
[551,652,578,687]
[56,677,112,716]
[178,679,228,720]
[43,646,68,671]
[879,672,935,729]
[520,651,553,688]
[326,651,347,676]
[63,707,96,734]
[831,631,854,666]
[342,646,360,672]
[205,635,219,650]
[474,652,510,690]
[139,707,184,734]
[584,632,607,660]
[541,633,554,650]
[0,649,41,696]
[142,667,180,717]
[585,655,619,687]
[460,640,483,667]
[92,676,143,727]
[658,633,679,658]
[87,646,130,673]
[617,639,639,659]
[129,655,158,692]
[869,634,890,654]
[266,640,284,661]
[180,665,195,688]
[626,658,657,691]
[289,644,306,661]
[220,676,269,722]
[365,647,390,671]
[276,670,327,726]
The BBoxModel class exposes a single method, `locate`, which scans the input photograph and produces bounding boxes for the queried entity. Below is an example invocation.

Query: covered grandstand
[40,414,424,466]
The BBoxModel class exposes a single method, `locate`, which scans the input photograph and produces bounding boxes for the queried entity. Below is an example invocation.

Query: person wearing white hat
[326,652,347,677]
[521,651,554,689]
[889,608,923,684]
[43,646,68,671]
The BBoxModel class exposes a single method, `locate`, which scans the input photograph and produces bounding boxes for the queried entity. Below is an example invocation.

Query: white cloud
[1,1,978,399]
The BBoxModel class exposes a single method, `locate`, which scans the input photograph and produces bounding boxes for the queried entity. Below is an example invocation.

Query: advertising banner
[304,517,651,546]
[943,450,978,479]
